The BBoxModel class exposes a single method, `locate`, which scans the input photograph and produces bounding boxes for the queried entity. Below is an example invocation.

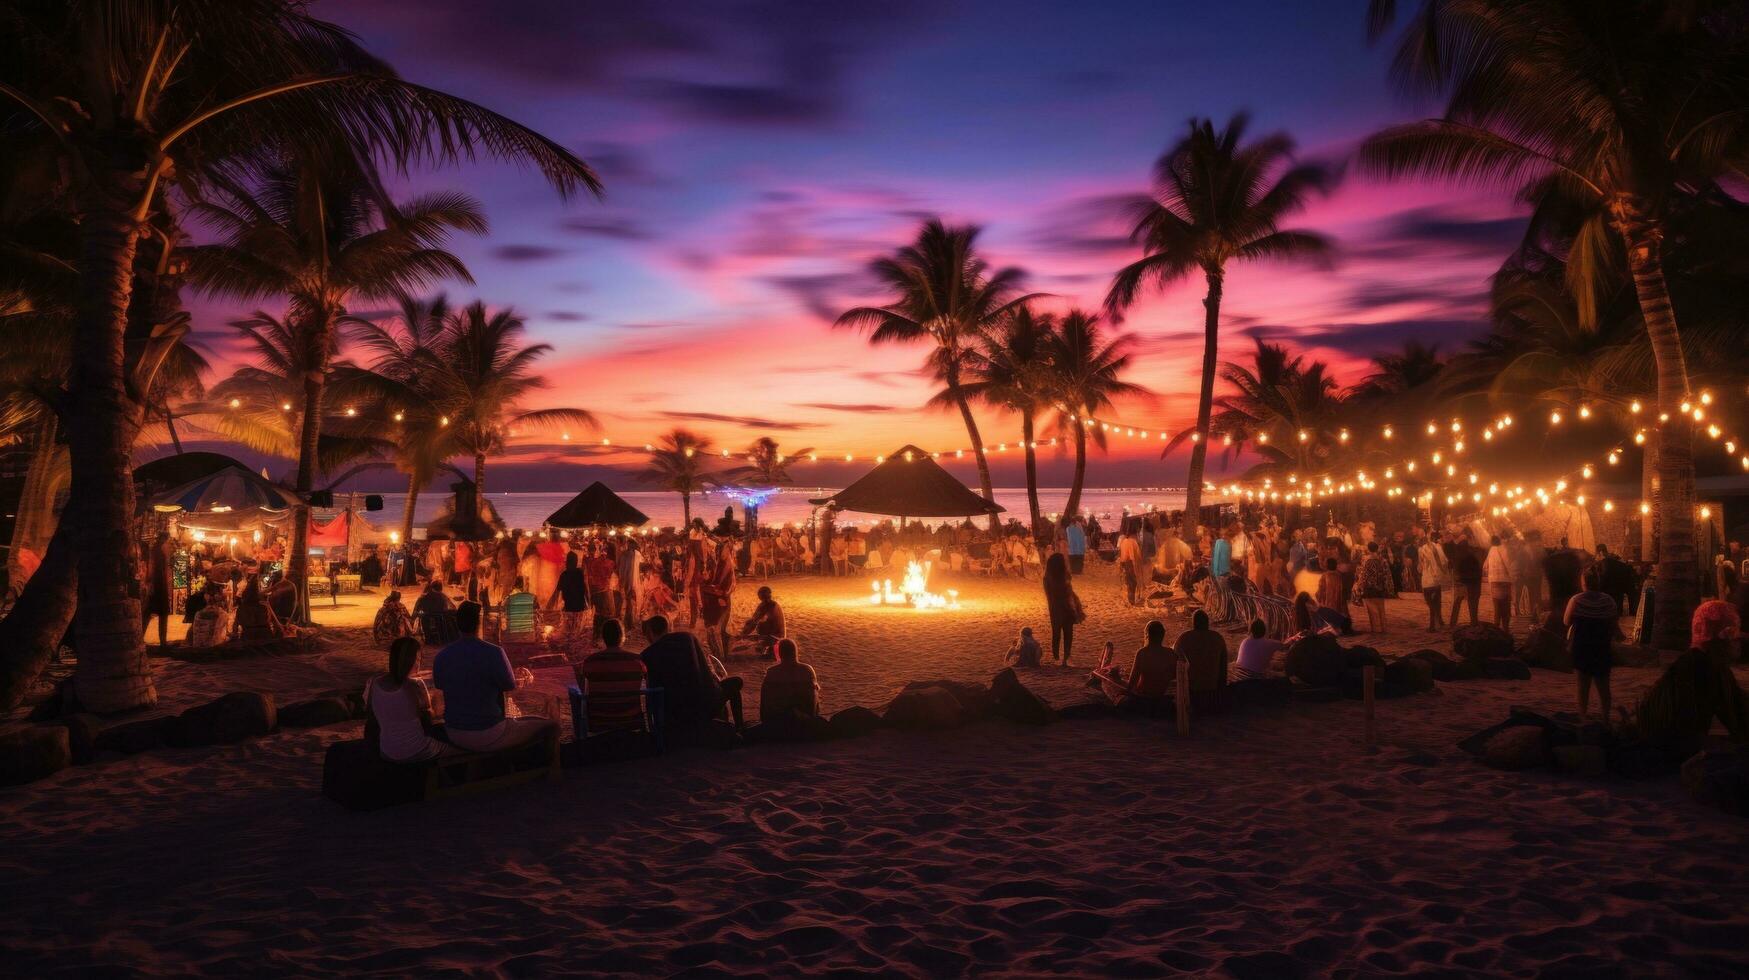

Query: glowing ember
[869,561,959,610]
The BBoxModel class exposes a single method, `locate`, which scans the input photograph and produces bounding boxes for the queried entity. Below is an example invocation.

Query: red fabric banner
[308,512,350,547]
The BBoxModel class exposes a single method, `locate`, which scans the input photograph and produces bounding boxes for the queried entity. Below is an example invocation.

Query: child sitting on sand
[1005,627,1043,668]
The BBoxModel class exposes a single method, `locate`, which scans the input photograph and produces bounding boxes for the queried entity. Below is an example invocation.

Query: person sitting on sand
[365,637,457,763]
[1005,627,1043,668]
[760,638,821,723]
[234,575,284,643]
[433,601,558,752]
[1234,617,1283,680]
[640,615,744,732]
[1172,610,1231,708]
[413,578,452,619]
[739,585,785,655]
[373,591,415,648]
[575,618,649,734]
[1122,620,1177,699]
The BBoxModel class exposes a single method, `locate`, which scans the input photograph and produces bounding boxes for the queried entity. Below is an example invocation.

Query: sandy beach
[3,562,1748,977]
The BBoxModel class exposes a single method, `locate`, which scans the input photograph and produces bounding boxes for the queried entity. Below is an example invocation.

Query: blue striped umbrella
[150,465,302,514]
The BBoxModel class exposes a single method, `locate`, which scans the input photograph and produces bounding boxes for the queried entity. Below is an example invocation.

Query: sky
[179,0,1527,491]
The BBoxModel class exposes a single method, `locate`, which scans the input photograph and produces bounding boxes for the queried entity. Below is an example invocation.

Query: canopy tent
[149,464,302,515]
[811,445,1004,518]
[545,481,650,528]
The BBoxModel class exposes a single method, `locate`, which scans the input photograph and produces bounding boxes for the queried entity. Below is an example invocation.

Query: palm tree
[1107,113,1334,532]
[0,138,196,710]
[836,220,1039,528]
[186,152,486,617]
[201,312,393,470]
[1045,311,1144,523]
[352,293,459,543]
[1352,341,1444,401]
[961,307,1056,531]
[640,429,716,529]
[1193,338,1349,479]
[1360,0,1749,649]
[723,436,815,531]
[435,301,597,504]
[0,0,598,711]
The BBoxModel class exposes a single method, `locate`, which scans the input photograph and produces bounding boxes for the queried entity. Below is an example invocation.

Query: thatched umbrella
[811,445,1004,518]
[545,481,650,528]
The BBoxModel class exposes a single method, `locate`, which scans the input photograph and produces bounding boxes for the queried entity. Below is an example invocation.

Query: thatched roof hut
[811,445,1003,518]
[545,482,649,528]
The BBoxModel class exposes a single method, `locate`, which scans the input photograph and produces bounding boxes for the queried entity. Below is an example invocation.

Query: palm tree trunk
[1609,198,1695,652]
[68,190,155,712]
[162,404,183,453]
[288,316,332,625]
[1065,424,1089,521]
[681,491,692,529]
[1021,410,1041,533]
[0,517,77,711]
[1639,428,1658,563]
[1180,269,1224,535]
[474,452,487,499]
[400,470,421,547]
[943,363,998,530]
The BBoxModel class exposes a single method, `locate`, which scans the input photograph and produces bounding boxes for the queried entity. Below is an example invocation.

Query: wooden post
[1363,665,1377,745]
[1176,658,1191,736]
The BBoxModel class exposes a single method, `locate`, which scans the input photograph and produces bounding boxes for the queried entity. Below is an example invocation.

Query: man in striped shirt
[575,619,647,734]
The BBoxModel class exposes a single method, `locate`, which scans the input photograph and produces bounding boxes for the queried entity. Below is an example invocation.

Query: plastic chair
[568,684,667,755]
[501,592,538,642]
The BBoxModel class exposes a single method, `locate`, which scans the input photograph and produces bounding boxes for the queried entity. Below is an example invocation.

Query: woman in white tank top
[366,638,453,762]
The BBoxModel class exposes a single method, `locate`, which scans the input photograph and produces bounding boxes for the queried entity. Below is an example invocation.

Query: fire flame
[869,560,959,610]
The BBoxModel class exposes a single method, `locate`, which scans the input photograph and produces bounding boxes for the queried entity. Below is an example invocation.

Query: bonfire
[869,560,959,610]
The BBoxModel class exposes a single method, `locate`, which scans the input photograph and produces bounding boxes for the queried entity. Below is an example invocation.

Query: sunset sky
[183,0,1526,490]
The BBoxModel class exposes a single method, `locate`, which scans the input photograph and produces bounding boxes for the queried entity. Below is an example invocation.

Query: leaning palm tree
[960,307,1056,531]
[186,151,486,617]
[1360,0,1749,649]
[0,0,598,711]
[1045,311,1145,523]
[353,293,460,543]
[836,220,1039,527]
[640,429,716,529]
[1107,113,1334,531]
[435,301,597,501]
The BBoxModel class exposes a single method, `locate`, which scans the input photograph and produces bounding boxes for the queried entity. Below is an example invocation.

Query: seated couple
[365,601,558,763]
[1094,612,1229,711]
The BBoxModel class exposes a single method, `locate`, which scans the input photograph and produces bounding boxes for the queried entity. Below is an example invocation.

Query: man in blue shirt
[432,601,557,753]
[1210,525,1233,579]
[1065,518,1087,574]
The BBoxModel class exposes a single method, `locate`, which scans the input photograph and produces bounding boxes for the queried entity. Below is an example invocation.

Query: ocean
[356,487,1190,531]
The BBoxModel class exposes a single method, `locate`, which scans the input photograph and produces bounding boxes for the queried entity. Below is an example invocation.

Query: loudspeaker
[364,494,384,511]
[308,490,335,508]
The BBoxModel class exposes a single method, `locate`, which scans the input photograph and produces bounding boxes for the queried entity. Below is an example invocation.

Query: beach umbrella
[545,481,650,529]
[149,464,302,514]
[133,451,249,497]
[811,445,1005,518]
